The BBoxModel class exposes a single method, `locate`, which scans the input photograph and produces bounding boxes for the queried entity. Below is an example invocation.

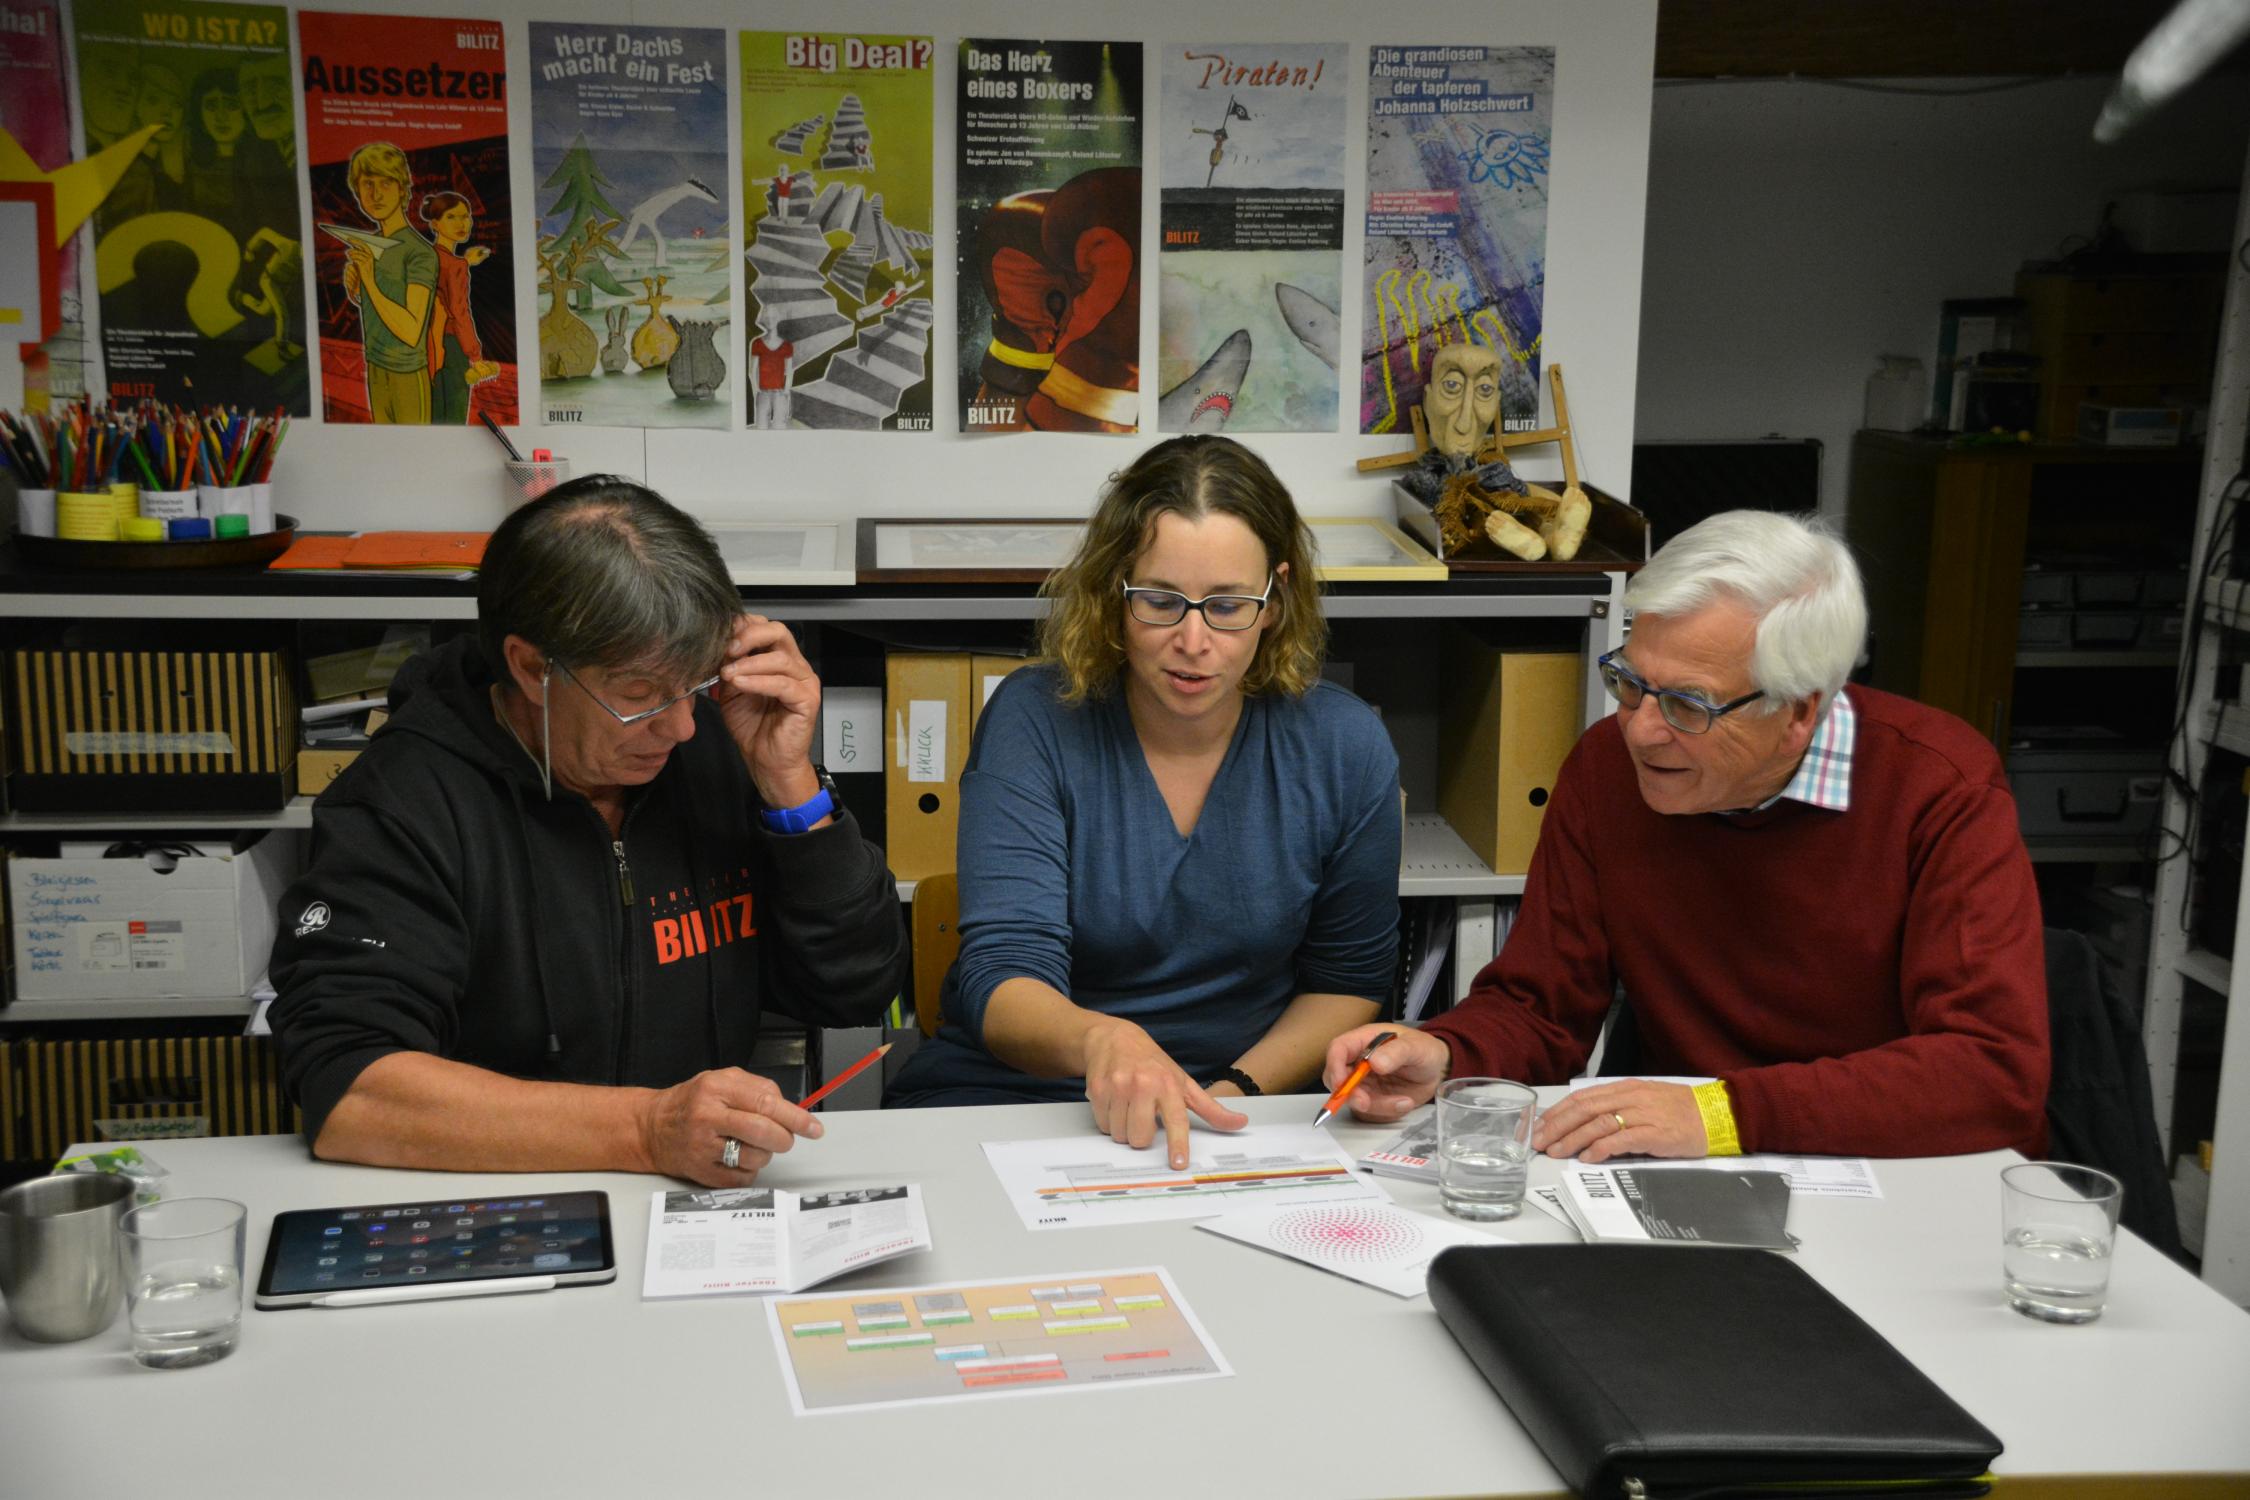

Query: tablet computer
[255,1190,616,1309]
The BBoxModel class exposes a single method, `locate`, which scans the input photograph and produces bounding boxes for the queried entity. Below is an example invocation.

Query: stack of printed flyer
[1553,1165,1795,1250]
[642,1184,931,1297]
[1358,1107,1440,1183]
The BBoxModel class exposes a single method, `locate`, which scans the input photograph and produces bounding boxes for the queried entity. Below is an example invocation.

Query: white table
[6,1094,2249,1499]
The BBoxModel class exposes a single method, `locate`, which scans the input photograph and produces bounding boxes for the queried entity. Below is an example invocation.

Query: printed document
[983,1124,1386,1231]
[641,1183,930,1297]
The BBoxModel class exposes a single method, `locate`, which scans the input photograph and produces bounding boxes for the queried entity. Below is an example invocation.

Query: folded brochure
[1556,1164,1795,1249]
[642,1183,930,1297]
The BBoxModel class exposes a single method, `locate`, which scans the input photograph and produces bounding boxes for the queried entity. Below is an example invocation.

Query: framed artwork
[705,523,853,586]
[1306,517,1448,582]
[856,518,1086,584]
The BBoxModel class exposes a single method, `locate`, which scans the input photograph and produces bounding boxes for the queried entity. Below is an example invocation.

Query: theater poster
[1,0,90,405]
[956,37,1140,435]
[739,32,934,433]
[72,0,308,412]
[530,21,731,430]
[1157,43,1344,434]
[299,12,516,427]
[1361,45,1553,437]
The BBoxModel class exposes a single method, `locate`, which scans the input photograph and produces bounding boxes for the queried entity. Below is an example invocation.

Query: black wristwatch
[758,764,841,835]
[1206,1066,1262,1097]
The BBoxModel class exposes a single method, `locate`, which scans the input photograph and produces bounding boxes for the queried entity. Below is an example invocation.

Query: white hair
[1623,510,1868,709]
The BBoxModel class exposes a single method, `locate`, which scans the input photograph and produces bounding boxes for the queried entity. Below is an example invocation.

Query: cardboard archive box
[970,654,1037,729]
[296,747,362,795]
[6,648,299,812]
[885,653,972,882]
[1437,637,1582,877]
[8,832,303,1004]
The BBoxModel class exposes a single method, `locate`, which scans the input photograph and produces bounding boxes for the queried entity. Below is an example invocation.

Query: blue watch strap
[758,784,835,835]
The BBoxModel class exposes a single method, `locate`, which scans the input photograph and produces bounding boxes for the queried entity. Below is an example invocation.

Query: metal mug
[0,1173,136,1342]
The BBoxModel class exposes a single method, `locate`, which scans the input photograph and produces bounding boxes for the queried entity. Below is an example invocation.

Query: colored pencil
[798,1042,893,1111]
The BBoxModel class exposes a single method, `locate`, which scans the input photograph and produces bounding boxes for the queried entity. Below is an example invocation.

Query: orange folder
[343,532,489,569]
[268,532,489,571]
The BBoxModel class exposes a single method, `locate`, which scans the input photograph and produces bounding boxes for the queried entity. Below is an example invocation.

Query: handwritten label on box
[905,700,947,783]
[822,687,880,774]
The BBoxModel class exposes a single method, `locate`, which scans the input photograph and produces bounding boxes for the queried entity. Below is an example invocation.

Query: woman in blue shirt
[886,435,1402,1167]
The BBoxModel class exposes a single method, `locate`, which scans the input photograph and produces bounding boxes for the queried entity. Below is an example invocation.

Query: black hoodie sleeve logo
[294,901,332,939]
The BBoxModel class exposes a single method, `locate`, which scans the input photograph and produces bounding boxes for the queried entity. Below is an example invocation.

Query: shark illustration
[1275,283,1339,371]
[1159,329,1252,432]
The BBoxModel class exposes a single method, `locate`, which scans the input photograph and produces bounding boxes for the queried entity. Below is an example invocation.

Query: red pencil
[799,1042,892,1110]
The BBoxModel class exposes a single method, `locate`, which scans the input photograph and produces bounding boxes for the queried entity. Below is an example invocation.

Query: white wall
[23,0,1659,531]
[1635,74,2250,513]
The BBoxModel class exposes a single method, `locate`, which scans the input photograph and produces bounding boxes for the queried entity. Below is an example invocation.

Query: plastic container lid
[214,513,250,538]
[168,516,213,540]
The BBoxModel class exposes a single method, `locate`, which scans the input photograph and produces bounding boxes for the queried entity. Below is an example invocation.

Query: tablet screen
[258,1190,613,1299]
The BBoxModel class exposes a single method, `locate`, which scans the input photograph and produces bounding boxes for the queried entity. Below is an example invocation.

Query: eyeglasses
[1597,649,1764,735]
[1121,574,1275,632]
[553,660,720,726]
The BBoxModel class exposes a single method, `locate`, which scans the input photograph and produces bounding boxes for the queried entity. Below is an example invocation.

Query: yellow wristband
[1693,1080,1742,1157]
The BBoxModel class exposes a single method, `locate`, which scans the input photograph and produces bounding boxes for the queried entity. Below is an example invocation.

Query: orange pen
[1312,1031,1398,1127]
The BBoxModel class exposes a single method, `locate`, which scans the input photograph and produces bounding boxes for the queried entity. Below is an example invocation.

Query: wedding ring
[720,1137,742,1171]
[1612,1113,1627,1134]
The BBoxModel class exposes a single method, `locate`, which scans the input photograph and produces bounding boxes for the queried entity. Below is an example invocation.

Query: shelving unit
[2145,164,2250,1306]
[0,565,1625,1039]
[0,798,317,833]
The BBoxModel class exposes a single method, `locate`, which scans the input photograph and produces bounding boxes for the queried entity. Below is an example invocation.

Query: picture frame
[1306,517,1449,582]
[703,522,854,586]
[855,518,1086,585]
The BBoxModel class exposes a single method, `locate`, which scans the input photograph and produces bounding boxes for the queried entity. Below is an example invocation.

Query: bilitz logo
[296,901,331,938]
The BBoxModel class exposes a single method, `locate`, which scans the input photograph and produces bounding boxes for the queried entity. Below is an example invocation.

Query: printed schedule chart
[765,1267,1228,1414]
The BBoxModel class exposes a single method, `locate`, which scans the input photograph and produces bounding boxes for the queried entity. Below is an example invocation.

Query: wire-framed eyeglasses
[1597,649,1764,735]
[553,660,721,726]
[1121,574,1275,631]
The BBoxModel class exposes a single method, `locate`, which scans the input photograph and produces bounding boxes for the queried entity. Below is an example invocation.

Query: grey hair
[1624,510,1868,708]
[477,475,739,687]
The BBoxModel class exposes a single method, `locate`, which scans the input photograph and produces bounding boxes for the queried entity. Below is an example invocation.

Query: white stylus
[310,1275,560,1308]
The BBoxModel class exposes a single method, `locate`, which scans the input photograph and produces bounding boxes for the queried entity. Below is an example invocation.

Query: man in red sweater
[1325,511,2049,1159]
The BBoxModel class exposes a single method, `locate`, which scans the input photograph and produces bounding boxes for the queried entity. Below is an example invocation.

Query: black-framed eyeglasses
[1121,574,1275,632]
[1597,649,1764,735]
[553,660,720,726]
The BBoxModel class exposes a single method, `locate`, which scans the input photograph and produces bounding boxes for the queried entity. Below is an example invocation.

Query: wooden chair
[910,872,961,1038]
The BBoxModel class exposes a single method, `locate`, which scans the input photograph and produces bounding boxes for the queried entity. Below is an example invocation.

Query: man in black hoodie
[269,478,907,1187]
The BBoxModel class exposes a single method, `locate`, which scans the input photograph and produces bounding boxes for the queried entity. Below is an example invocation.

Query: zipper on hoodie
[612,840,634,905]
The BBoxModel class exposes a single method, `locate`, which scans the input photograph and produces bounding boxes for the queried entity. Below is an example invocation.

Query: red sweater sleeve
[1419,732,1615,1082]
[1719,772,2049,1157]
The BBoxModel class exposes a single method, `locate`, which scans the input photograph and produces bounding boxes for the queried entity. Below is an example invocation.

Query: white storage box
[2077,402,2183,447]
[9,833,302,1003]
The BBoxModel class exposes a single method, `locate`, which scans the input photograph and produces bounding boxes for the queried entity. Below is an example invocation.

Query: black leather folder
[1426,1244,2002,1499]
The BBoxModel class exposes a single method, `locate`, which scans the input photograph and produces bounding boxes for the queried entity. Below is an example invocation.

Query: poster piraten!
[740,32,933,432]
[72,0,308,412]
[530,21,730,429]
[956,38,1141,435]
[1,0,90,406]
[1158,44,1344,434]
[301,13,516,427]
[1362,45,1552,436]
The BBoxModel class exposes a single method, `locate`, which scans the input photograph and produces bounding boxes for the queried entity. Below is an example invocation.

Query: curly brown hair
[1038,435,1326,704]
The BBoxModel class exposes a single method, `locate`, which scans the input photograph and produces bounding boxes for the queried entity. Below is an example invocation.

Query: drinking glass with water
[2000,1162,2122,1324]
[1435,1078,1538,1222]
[121,1197,247,1369]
